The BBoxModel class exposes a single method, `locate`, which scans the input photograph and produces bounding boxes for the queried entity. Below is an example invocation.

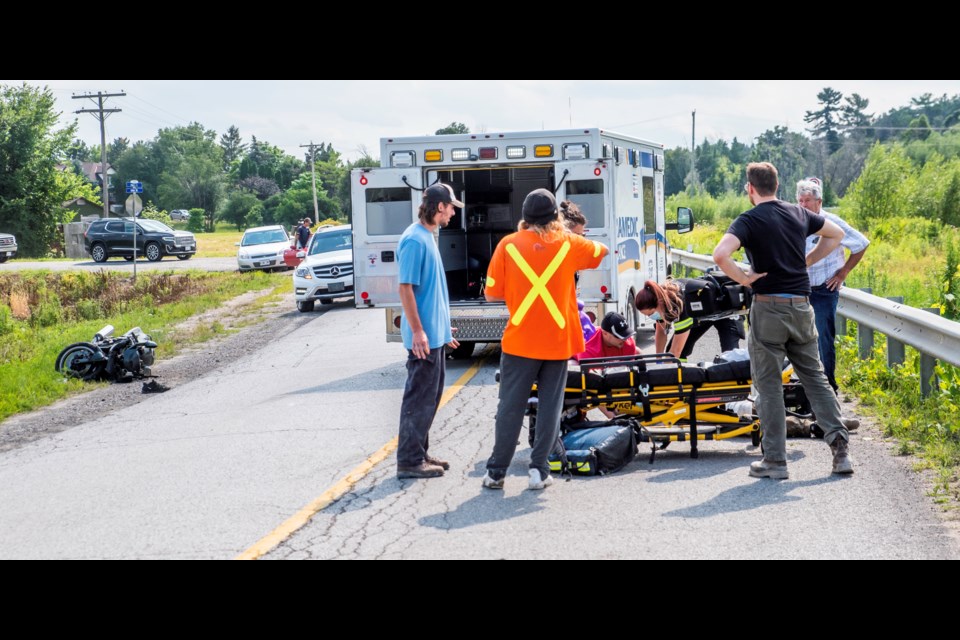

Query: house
[62,197,102,221]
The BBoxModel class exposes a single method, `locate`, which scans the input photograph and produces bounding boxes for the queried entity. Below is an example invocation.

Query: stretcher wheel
[751,426,761,447]
[528,415,537,447]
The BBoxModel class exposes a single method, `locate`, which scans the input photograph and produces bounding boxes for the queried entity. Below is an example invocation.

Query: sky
[9,80,960,163]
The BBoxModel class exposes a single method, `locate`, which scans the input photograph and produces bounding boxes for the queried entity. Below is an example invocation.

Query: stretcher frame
[529,353,803,463]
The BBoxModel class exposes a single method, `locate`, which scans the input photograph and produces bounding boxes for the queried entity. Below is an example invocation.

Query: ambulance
[351,128,693,358]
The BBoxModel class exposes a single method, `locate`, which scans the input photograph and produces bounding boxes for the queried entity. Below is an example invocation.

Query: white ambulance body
[351,128,691,357]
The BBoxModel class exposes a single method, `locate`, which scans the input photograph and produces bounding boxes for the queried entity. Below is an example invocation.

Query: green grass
[0,270,288,421]
[836,336,960,505]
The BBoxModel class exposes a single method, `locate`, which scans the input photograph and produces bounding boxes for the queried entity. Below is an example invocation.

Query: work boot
[841,417,860,432]
[424,454,450,470]
[830,437,854,474]
[748,459,789,479]
[786,416,811,438]
[397,462,444,479]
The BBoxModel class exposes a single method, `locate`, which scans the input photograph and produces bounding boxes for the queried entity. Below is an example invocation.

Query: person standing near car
[296,218,312,250]
[482,188,608,491]
[395,184,462,479]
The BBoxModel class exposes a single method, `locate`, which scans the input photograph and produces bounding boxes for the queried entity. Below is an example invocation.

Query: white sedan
[237,225,292,272]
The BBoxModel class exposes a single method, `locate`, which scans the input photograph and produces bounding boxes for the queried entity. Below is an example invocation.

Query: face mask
[649,311,662,322]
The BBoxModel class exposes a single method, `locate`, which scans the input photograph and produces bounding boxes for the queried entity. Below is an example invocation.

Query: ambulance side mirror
[667,207,694,234]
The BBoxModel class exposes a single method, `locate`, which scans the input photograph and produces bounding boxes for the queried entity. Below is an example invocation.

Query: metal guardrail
[672,249,960,394]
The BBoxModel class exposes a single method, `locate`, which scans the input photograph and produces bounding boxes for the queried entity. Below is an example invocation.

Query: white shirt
[805,210,870,287]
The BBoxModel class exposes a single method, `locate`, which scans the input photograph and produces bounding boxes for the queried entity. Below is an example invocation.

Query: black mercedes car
[83,218,196,262]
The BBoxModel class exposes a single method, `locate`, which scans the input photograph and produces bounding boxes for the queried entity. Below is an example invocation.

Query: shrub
[187,208,206,233]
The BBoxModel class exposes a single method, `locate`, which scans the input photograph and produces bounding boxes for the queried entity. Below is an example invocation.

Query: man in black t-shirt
[712,162,853,479]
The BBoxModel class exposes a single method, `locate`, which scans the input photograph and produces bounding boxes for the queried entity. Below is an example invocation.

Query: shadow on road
[663,473,848,518]
[638,446,806,483]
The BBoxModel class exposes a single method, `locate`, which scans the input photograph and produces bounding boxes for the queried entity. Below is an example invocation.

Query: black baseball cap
[424,183,464,208]
[601,312,634,340]
[522,188,558,225]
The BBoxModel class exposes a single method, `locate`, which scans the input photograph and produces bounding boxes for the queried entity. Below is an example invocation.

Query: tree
[237,175,280,200]
[902,114,933,142]
[804,87,844,154]
[107,137,129,166]
[664,147,690,196]
[219,191,260,231]
[840,93,873,138]
[435,122,469,135]
[751,126,815,199]
[0,83,87,257]
[275,172,339,227]
[152,123,225,212]
[219,125,246,171]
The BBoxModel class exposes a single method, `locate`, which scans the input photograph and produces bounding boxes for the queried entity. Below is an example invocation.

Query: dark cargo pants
[749,298,847,464]
[397,348,445,467]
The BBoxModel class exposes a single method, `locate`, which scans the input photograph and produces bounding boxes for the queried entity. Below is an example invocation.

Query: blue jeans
[809,285,839,392]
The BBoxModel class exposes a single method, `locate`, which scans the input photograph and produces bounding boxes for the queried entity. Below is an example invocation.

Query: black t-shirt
[726,200,824,295]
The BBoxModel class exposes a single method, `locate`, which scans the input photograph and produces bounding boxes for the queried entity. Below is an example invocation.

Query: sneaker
[830,437,854,474]
[397,462,444,479]
[481,471,504,490]
[748,459,789,479]
[841,417,860,432]
[528,468,554,490]
[424,454,450,471]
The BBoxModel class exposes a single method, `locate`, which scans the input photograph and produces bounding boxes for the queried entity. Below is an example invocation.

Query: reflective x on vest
[505,240,570,329]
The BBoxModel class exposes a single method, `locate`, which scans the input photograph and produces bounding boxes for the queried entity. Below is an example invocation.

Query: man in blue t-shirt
[395,183,462,479]
[712,162,853,479]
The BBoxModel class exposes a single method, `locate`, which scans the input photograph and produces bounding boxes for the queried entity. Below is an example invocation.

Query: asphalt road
[0,257,239,272]
[0,305,956,559]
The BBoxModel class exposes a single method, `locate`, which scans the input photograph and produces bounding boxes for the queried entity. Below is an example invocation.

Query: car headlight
[162,236,175,242]
[295,267,312,279]
[239,251,249,259]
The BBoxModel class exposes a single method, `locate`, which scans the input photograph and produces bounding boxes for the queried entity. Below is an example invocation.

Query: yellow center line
[236,349,491,560]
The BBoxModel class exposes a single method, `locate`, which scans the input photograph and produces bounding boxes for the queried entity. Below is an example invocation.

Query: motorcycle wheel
[55,342,105,381]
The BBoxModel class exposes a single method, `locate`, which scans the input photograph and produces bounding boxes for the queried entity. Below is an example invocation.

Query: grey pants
[749,299,847,463]
[397,348,445,467]
[486,352,568,480]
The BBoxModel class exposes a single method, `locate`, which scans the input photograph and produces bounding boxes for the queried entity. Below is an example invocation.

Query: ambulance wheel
[449,341,475,360]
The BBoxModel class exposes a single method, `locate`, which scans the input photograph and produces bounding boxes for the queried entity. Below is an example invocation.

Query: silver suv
[0,233,17,262]
[170,209,190,221]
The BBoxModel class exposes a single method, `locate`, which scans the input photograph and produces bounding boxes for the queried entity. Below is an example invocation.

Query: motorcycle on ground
[55,325,157,381]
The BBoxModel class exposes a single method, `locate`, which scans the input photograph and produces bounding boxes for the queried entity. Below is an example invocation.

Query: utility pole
[300,141,321,222]
[690,109,698,188]
[73,91,125,219]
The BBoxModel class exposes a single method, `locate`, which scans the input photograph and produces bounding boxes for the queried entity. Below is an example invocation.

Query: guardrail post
[886,296,905,367]
[858,288,873,360]
[920,307,941,397]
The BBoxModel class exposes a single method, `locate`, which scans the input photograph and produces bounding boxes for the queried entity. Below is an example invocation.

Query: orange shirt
[486,230,608,360]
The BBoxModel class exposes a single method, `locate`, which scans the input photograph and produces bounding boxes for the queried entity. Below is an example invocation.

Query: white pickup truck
[0,233,17,262]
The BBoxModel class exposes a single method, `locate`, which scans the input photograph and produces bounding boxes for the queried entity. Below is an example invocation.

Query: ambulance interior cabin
[434,167,602,302]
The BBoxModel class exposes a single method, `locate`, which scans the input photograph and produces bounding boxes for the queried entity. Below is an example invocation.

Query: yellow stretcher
[528,354,808,463]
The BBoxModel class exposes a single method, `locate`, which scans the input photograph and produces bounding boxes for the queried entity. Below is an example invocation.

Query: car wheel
[297,300,315,313]
[176,254,191,260]
[91,243,108,263]
[0,256,7,263]
[145,242,162,262]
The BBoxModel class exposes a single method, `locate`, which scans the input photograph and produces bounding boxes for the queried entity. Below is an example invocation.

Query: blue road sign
[125,180,143,194]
